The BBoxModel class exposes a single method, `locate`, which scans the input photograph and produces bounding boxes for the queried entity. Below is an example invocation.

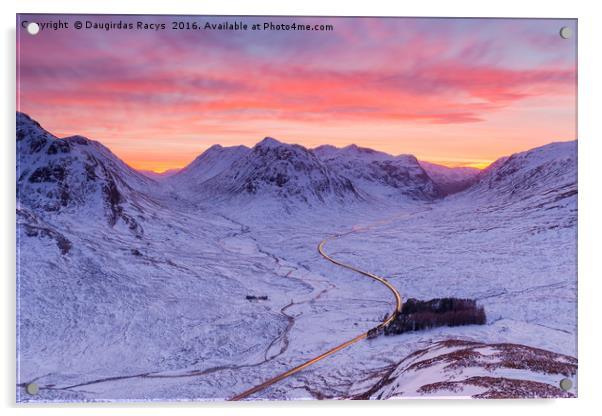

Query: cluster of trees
[382,297,486,336]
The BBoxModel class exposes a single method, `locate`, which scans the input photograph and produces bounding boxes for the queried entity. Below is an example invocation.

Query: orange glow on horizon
[127,156,492,174]
[465,162,492,170]
[48,121,563,173]
[424,159,492,170]
[125,158,190,174]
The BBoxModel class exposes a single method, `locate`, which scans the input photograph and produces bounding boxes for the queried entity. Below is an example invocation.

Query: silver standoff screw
[559,378,573,391]
[559,26,573,39]
[26,382,39,395]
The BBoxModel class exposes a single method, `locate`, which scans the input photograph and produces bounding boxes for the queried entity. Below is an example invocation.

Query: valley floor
[16,192,577,401]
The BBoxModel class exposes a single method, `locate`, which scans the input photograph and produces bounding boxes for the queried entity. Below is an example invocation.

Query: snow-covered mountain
[167,144,250,187]
[419,161,480,195]
[16,113,577,402]
[174,137,363,207]
[314,144,442,200]
[16,112,157,237]
[463,141,577,209]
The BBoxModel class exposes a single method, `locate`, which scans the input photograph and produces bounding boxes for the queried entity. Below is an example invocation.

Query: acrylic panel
[16,14,577,402]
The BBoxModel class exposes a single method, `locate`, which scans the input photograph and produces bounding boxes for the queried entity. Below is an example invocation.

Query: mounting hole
[26,382,39,395]
[559,26,573,39]
[559,378,573,391]
[26,22,40,35]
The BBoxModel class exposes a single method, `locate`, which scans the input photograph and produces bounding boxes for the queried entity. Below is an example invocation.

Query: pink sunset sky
[17,15,576,172]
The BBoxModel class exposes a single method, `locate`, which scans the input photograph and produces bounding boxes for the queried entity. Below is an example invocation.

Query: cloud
[16,14,576,170]
[20,59,574,126]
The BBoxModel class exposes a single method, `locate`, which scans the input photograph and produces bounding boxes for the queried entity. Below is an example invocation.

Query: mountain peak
[187,135,362,206]
[256,137,284,148]
[343,144,376,154]
[17,111,40,127]
[168,143,251,188]
[17,113,155,236]
[314,143,393,162]
[314,143,442,200]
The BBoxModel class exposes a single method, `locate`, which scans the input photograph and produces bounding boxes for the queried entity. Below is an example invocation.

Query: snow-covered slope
[365,340,576,399]
[419,161,480,195]
[16,113,577,402]
[168,144,250,187]
[184,138,362,207]
[464,141,577,208]
[17,112,158,236]
[170,141,447,208]
[314,144,442,200]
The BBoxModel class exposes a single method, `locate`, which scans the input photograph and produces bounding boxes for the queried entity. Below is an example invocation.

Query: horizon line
[17,111,574,174]
[134,138,575,174]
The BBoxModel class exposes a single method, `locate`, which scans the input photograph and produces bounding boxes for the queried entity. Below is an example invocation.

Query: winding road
[229,232,403,401]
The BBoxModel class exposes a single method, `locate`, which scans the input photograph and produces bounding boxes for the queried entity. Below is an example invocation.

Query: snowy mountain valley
[16,112,577,402]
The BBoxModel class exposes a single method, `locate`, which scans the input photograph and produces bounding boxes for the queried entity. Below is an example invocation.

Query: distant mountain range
[16,112,577,217]
[418,161,480,194]
[151,142,478,199]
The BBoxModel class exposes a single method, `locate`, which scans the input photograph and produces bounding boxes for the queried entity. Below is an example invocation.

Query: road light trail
[318,237,402,318]
[229,233,402,401]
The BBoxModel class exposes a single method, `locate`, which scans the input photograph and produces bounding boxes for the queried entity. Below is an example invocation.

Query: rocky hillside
[175,137,363,207]
[17,112,158,237]
[464,141,577,209]
[361,339,576,399]
[314,144,442,200]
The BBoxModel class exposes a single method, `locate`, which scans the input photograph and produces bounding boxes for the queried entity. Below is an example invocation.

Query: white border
[2,1,601,415]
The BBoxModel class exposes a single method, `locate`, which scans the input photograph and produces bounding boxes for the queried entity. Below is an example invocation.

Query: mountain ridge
[16,112,577,213]
[313,142,443,200]
[462,141,577,207]
[188,136,364,207]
